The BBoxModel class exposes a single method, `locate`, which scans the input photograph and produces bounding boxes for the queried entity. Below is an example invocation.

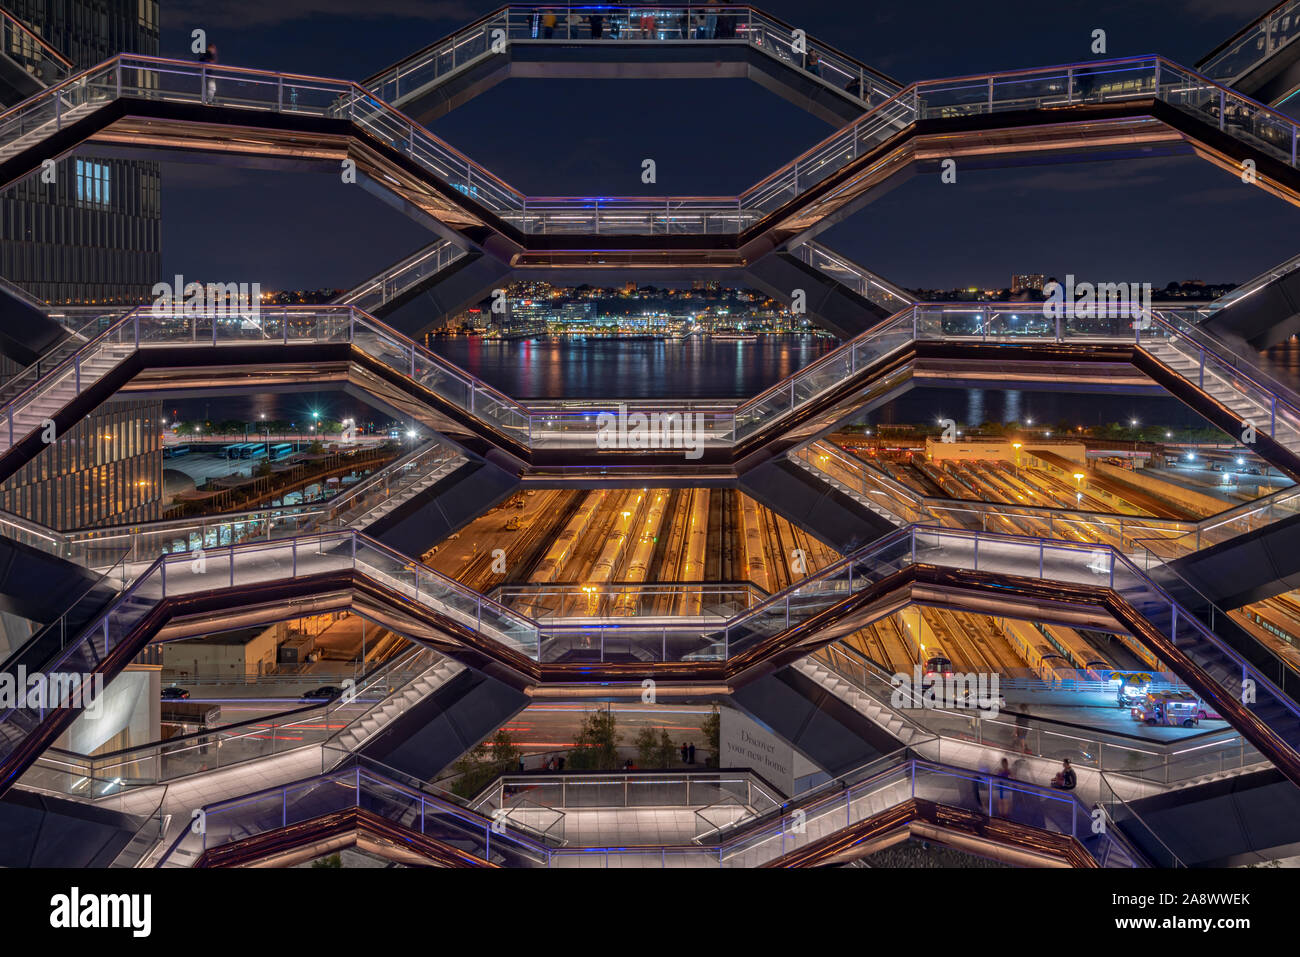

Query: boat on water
[711,331,759,342]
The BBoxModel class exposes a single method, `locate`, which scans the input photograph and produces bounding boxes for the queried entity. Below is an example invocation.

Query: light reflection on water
[427,335,839,399]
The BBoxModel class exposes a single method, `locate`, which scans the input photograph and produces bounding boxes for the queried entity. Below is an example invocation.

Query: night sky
[153,0,1294,291]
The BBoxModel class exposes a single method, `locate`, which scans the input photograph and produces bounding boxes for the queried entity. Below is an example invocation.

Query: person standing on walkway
[199,42,218,105]
[995,757,1013,816]
[688,742,696,764]
[1012,709,1031,753]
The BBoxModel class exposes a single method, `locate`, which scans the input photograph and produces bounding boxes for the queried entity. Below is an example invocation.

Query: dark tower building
[0,0,161,306]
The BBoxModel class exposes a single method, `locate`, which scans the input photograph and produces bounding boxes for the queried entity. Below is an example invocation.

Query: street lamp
[1012,442,1022,475]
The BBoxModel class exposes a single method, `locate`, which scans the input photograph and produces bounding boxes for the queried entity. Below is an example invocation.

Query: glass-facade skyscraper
[0,0,161,305]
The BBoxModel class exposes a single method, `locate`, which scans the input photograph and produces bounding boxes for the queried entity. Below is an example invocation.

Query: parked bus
[242,443,268,460]
[225,442,252,459]
[163,445,189,459]
[270,443,294,460]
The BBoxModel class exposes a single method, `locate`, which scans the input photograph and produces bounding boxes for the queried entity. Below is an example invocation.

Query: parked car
[299,686,344,702]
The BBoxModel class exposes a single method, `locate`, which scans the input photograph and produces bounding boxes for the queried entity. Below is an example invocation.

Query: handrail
[25,645,438,794]
[154,760,554,867]
[790,240,917,310]
[360,3,902,107]
[1095,772,1186,867]
[1202,250,1300,315]
[800,439,1187,529]
[332,238,468,311]
[0,274,46,310]
[736,50,1300,209]
[0,9,74,70]
[1147,308,1300,413]
[0,297,1296,482]
[6,51,1299,233]
[0,437,462,576]
[1198,0,1300,83]
[796,437,1287,547]
[156,749,1141,867]
[821,637,1261,784]
[0,53,116,120]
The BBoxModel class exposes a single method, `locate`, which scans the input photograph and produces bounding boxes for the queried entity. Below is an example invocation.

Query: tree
[311,853,342,868]
[450,727,521,799]
[254,459,273,478]
[634,727,677,769]
[569,709,620,770]
[700,706,721,765]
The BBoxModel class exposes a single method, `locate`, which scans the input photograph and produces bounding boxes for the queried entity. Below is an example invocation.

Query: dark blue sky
[154,0,1294,290]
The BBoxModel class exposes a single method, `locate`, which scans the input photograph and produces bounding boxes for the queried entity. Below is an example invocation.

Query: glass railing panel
[728,597,802,656]
[356,769,425,828]
[1073,59,1157,104]
[1200,19,1273,83]
[408,347,473,409]
[406,562,476,621]
[1096,774,1183,866]
[0,10,73,86]
[0,62,107,141]
[990,65,1082,111]
[352,322,413,375]
[472,386,531,439]
[793,243,915,311]
[369,16,501,103]
[488,608,541,660]
[734,390,795,438]
[203,788,302,850]
[659,627,719,662]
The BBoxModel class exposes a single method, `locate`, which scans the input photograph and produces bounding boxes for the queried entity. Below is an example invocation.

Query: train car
[589,491,641,584]
[270,443,294,460]
[1083,658,1113,682]
[676,490,711,616]
[612,492,668,615]
[1243,601,1300,651]
[738,495,771,595]
[1030,643,1074,684]
[921,642,953,677]
[530,491,605,584]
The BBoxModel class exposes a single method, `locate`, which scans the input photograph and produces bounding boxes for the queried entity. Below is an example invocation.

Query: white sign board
[719,710,816,797]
